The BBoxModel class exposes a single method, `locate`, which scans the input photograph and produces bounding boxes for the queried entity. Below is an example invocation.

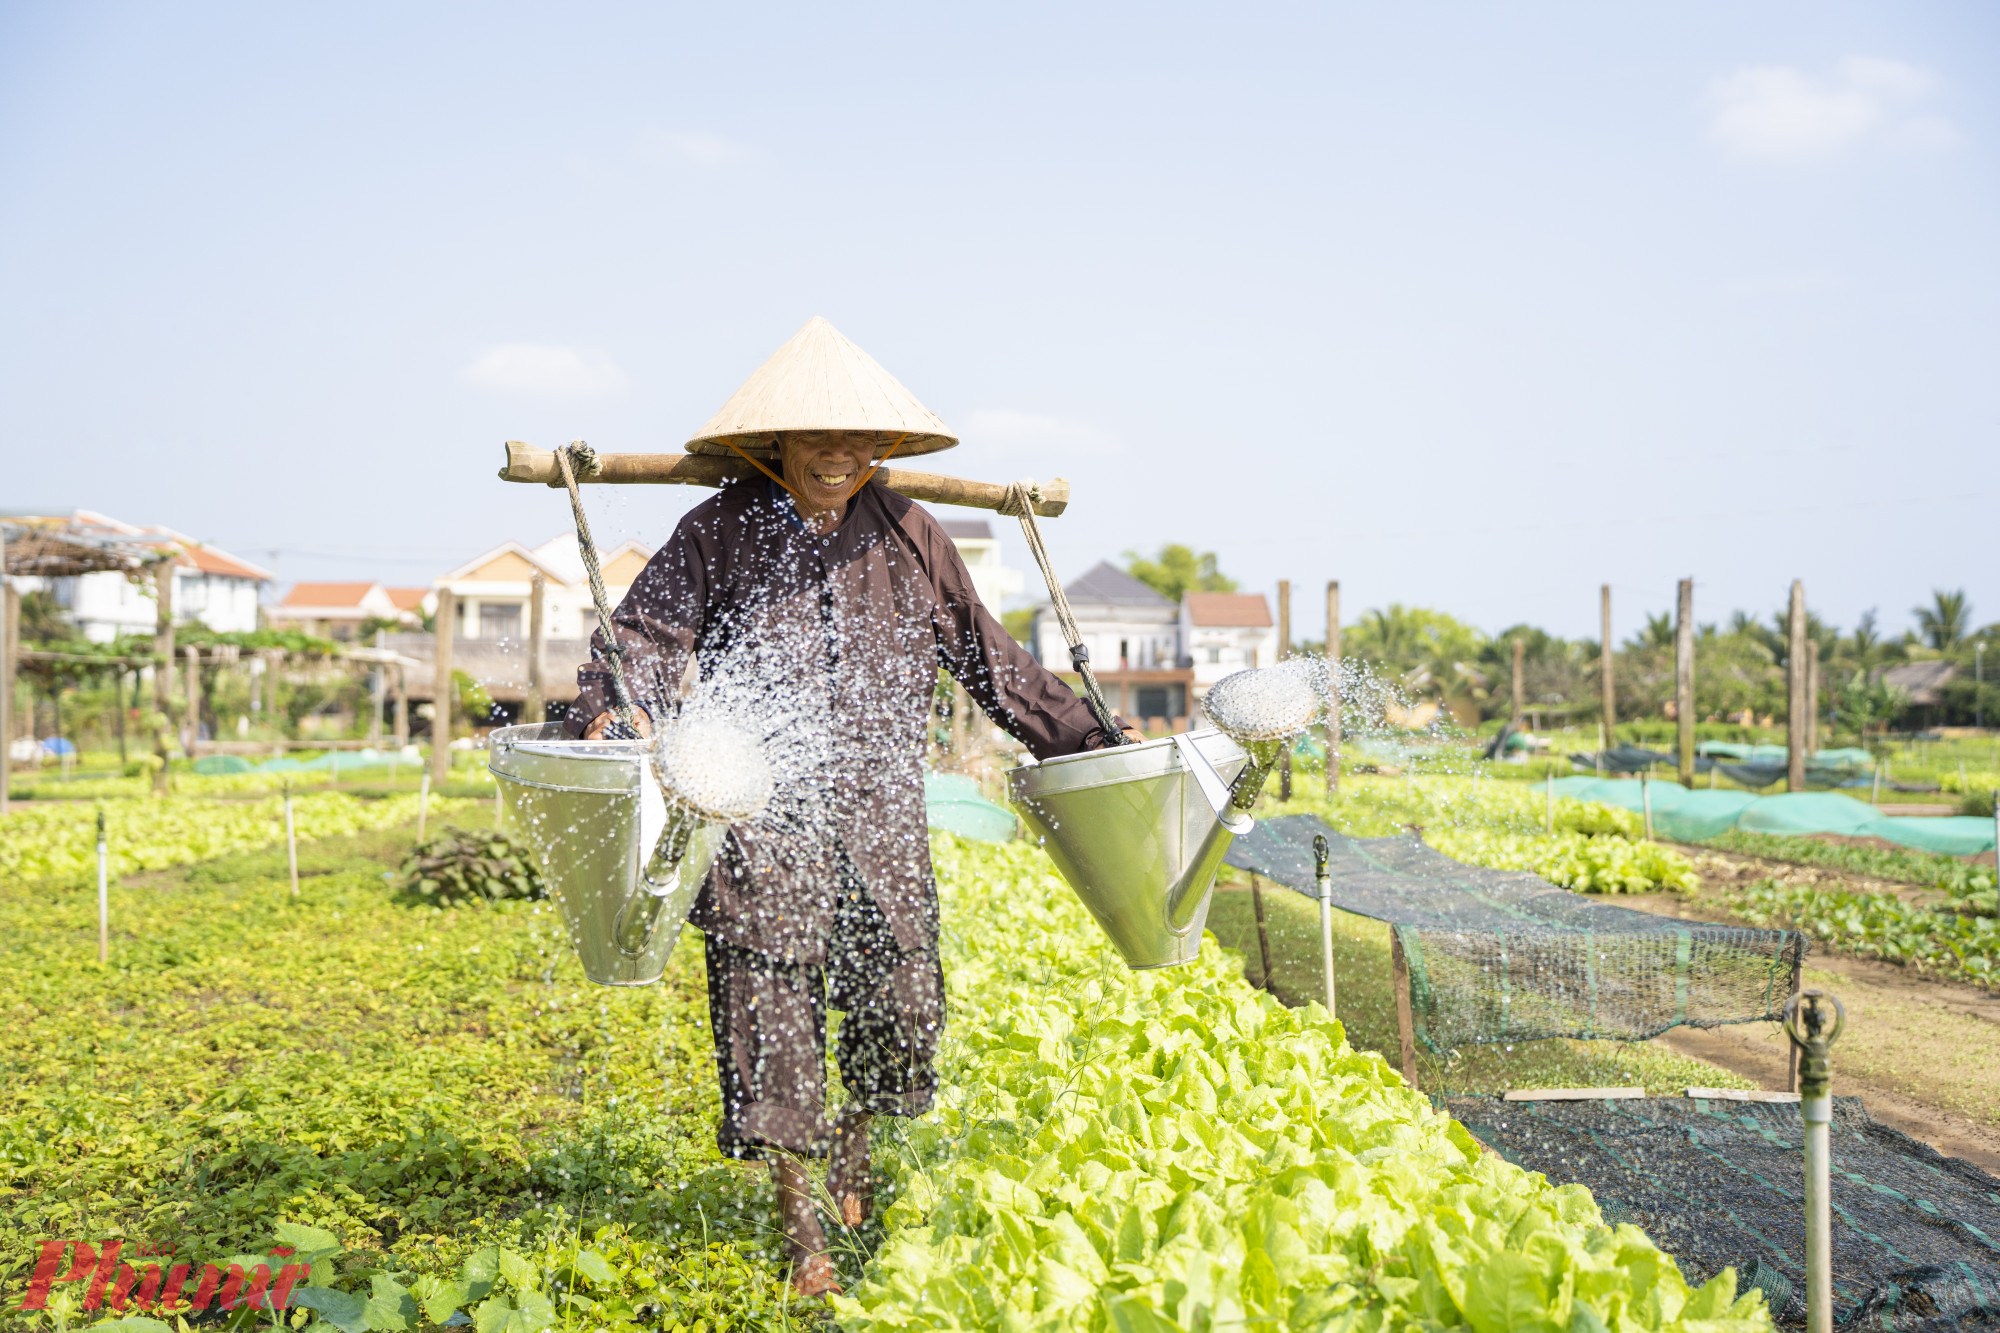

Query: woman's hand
[583,710,654,740]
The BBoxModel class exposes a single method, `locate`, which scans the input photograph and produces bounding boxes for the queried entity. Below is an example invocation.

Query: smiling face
[777,432,879,518]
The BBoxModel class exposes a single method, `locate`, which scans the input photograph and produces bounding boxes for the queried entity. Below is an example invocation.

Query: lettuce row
[834,836,1767,1332]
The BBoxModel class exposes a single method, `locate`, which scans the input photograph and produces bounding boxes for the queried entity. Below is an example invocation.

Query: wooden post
[1325,580,1341,794]
[431,588,455,789]
[369,631,385,747]
[393,663,409,750]
[950,681,968,764]
[1806,639,1820,757]
[523,572,547,725]
[1277,579,1292,800]
[152,561,175,794]
[1600,584,1615,757]
[1511,637,1524,725]
[183,646,201,755]
[1676,577,1695,788]
[1250,872,1274,989]
[1800,580,1816,788]
[0,557,14,817]
[1391,929,1420,1089]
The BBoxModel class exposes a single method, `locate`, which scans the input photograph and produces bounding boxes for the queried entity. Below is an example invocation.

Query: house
[1876,660,1956,706]
[270,582,429,640]
[1180,592,1277,688]
[1029,561,1192,734]
[936,517,1024,612]
[1,509,272,640]
[436,533,652,643]
[1030,561,1179,672]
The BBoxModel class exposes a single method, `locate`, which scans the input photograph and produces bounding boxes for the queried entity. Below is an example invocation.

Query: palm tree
[1914,589,1971,651]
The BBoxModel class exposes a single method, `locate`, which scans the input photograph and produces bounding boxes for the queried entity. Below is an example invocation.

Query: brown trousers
[704,867,944,1160]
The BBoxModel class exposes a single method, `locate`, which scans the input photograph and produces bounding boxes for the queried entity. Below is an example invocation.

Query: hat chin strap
[721,433,912,509]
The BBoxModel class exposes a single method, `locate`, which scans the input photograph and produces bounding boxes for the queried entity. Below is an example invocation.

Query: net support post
[1391,928,1419,1089]
[1784,989,1844,1333]
[1250,873,1274,990]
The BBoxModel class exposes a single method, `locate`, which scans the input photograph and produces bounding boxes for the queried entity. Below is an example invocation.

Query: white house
[1180,592,1278,688]
[270,582,428,640]
[436,533,652,643]
[4,509,272,640]
[936,517,1024,612]
[1031,561,1178,671]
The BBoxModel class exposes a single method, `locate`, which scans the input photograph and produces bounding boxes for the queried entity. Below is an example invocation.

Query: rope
[849,432,908,498]
[1000,481,1128,746]
[554,442,644,740]
[721,437,807,505]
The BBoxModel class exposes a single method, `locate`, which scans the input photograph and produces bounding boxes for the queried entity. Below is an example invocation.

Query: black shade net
[1448,1095,2000,1331]
[1223,817,1808,1052]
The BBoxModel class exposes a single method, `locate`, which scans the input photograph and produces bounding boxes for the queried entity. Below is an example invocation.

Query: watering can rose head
[651,715,774,823]
[1202,662,1322,744]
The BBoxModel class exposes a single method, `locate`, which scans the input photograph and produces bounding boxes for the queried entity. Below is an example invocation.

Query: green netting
[191,755,255,775]
[1225,818,1805,1052]
[1550,778,1998,854]
[923,773,1016,843]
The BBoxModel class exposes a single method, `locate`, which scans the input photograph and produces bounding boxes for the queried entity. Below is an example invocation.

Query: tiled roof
[280,582,377,608]
[386,587,429,611]
[1183,592,1272,628]
[1063,561,1172,607]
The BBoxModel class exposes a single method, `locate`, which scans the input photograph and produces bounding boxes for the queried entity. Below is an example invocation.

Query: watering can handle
[1173,734,1253,834]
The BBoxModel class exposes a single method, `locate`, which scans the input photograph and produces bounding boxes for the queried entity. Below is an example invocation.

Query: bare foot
[826,1111,873,1228]
[771,1156,839,1294]
[791,1251,843,1297]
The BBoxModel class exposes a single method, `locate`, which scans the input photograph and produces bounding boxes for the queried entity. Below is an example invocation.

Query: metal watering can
[490,718,771,986]
[1008,665,1321,969]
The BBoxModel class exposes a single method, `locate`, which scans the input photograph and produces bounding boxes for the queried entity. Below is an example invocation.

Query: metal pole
[284,780,299,896]
[1676,577,1695,788]
[96,808,109,964]
[1314,834,1336,1019]
[1784,990,1845,1333]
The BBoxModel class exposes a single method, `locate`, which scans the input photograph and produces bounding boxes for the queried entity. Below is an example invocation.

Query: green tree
[1914,589,1971,651]
[1121,544,1236,602]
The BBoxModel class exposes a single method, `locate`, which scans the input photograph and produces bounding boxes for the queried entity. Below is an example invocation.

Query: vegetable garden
[1,778,1776,1331]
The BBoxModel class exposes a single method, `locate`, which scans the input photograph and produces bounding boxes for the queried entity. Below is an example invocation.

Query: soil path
[1625,847,2000,1175]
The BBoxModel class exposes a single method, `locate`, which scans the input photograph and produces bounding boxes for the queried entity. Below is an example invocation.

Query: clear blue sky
[2,3,1993,644]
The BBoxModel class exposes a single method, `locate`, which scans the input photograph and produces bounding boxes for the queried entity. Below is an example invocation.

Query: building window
[480,603,522,640]
[1206,646,1221,663]
[1134,684,1185,719]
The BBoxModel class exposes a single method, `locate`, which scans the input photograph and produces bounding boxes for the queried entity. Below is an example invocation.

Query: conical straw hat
[686,316,957,459]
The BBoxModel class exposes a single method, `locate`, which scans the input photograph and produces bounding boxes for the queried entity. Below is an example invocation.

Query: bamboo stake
[1391,930,1419,1089]
[1249,872,1274,989]
[497,442,1071,516]
[1787,581,1807,791]
[431,588,455,789]
[1676,578,1695,788]
[524,571,547,726]
[1325,581,1341,795]
[1277,579,1292,801]
[96,808,109,964]
[1600,585,1615,759]
[284,780,299,896]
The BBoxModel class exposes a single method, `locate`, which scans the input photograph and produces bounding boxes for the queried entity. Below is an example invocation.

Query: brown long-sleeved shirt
[573,477,1114,964]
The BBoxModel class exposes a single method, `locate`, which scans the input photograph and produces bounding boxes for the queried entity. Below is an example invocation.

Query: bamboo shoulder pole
[496,441,1071,517]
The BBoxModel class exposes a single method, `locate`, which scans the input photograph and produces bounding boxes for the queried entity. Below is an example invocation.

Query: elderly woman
[573,320,1129,1295]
